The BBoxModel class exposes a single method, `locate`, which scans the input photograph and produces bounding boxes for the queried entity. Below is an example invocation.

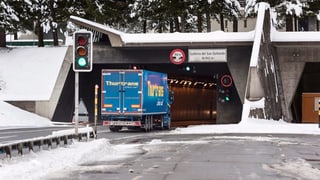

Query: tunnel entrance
[291,62,320,123]
[53,62,234,127]
[169,80,216,127]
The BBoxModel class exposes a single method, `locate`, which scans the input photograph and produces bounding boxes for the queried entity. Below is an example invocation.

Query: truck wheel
[143,116,152,132]
[164,122,171,130]
[144,118,149,132]
[109,126,121,132]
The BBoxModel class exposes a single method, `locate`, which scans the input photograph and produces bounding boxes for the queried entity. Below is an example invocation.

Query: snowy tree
[94,0,134,32]
[245,0,319,31]
[303,1,320,31]
[187,1,209,32]
[4,0,86,47]
[129,0,155,33]
[45,0,87,46]
[0,0,19,47]
[129,0,241,33]
[129,0,182,33]
[209,0,241,32]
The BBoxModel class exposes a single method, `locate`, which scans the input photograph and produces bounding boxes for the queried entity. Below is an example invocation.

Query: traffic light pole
[74,72,79,135]
[73,30,93,136]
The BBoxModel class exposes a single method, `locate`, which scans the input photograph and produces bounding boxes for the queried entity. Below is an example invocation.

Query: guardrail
[0,127,95,159]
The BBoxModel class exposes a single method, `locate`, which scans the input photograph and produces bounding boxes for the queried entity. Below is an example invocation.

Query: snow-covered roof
[69,16,255,47]
[0,46,68,101]
[121,31,255,47]
[272,29,320,43]
[70,10,320,47]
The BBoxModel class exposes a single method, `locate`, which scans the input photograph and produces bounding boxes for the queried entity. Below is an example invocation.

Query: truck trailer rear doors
[101,70,142,115]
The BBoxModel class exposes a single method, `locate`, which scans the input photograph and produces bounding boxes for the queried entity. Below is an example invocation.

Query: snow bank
[0,46,68,101]
[172,118,320,135]
[0,139,143,180]
[0,101,52,128]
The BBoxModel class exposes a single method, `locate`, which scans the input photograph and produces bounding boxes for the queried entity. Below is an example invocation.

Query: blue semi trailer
[101,69,173,132]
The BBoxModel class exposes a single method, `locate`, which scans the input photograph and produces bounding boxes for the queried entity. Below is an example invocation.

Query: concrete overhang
[271,30,320,48]
[69,16,124,47]
[69,16,254,48]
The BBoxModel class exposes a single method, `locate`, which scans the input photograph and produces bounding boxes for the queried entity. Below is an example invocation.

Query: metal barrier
[0,127,95,159]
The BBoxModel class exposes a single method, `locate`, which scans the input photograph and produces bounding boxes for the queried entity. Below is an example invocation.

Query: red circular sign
[169,49,185,65]
[221,75,233,87]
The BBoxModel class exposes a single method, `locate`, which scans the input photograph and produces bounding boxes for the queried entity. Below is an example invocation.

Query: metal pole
[94,84,99,137]
[75,72,79,135]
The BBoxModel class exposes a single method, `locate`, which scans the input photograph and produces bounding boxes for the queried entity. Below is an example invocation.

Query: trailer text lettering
[105,81,139,87]
[147,81,164,97]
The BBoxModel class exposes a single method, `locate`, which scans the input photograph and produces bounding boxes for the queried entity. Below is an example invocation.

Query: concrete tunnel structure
[14,3,320,125]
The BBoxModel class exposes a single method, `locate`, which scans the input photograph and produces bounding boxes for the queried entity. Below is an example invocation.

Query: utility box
[302,93,320,123]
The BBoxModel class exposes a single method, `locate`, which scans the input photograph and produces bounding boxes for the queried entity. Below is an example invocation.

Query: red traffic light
[221,75,232,88]
[77,36,87,46]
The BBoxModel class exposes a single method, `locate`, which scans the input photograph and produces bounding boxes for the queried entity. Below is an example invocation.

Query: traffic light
[181,65,196,73]
[218,75,233,103]
[224,89,231,102]
[218,88,231,103]
[73,31,93,72]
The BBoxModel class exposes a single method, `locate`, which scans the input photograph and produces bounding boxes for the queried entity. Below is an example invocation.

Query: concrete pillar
[278,55,305,121]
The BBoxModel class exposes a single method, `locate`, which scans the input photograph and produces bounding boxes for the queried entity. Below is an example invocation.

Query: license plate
[110,121,136,126]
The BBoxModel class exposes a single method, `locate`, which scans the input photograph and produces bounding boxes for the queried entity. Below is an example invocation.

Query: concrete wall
[277,51,305,121]
[227,46,251,104]
[214,46,251,124]
[8,101,35,113]
[34,46,73,119]
[8,47,72,120]
[93,44,185,64]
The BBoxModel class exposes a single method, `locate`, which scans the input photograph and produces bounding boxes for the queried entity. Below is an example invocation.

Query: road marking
[0,127,73,135]
[132,176,142,180]
[0,135,16,139]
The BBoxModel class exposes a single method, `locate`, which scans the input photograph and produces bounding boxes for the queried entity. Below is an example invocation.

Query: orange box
[302,93,320,123]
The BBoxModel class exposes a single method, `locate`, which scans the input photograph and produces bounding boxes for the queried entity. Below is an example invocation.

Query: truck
[101,69,173,132]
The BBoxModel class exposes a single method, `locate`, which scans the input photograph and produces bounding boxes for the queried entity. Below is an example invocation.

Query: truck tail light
[134,121,141,126]
[103,121,110,126]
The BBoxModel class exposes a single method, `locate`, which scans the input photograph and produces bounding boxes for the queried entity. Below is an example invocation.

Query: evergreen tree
[129,0,154,33]
[303,0,320,31]
[46,0,86,46]
[245,0,309,31]
[209,0,241,31]
[0,0,20,47]
[96,0,134,32]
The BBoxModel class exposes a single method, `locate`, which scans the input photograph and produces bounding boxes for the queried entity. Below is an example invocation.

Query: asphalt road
[48,129,320,180]
[0,126,76,145]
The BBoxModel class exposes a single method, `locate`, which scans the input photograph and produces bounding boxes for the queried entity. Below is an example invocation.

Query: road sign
[169,49,185,65]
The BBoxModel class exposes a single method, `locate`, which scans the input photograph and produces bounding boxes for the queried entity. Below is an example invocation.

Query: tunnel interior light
[168,78,216,89]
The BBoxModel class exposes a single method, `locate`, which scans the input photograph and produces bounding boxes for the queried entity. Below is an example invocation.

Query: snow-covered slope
[0,46,68,101]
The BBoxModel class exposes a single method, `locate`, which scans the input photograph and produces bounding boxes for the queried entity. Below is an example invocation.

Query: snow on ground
[1,98,320,179]
[0,46,67,101]
[0,139,143,180]
[172,118,320,135]
[0,101,52,128]
[173,97,320,135]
